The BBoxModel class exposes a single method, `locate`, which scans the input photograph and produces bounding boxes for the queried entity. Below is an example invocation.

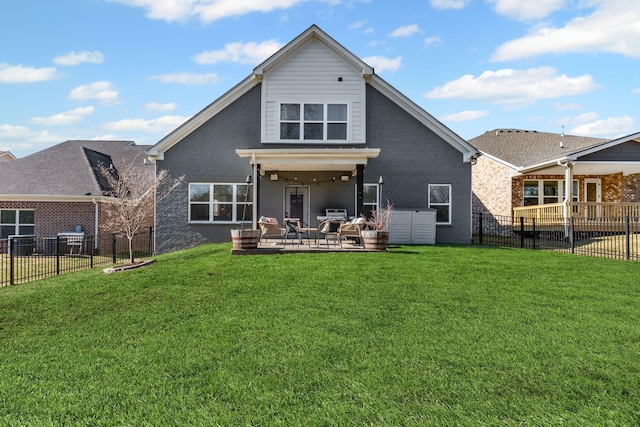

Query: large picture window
[189,183,252,223]
[280,103,347,141]
[523,180,578,206]
[429,184,451,224]
[1,209,35,239]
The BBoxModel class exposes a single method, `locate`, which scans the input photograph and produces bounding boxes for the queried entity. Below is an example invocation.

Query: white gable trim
[367,75,479,163]
[148,75,259,160]
[568,131,640,159]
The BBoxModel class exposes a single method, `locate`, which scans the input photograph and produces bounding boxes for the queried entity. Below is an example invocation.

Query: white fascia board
[367,75,479,162]
[148,75,259,160]
[254,25,374,77]
[569,131,640,158]
[479,152,520,171]
[518,156,571,173]
[0,195,110,202]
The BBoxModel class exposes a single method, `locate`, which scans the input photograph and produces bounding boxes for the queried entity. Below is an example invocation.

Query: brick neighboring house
[471,129,640,218]
[148,25,480,253]
[0,140,152,243]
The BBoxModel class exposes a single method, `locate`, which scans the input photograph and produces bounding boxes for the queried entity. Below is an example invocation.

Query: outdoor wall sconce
[341,175,350,182]
[270,173,278,181]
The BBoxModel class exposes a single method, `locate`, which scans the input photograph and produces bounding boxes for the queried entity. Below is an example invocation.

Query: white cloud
[53,51,105,66]
[103,115,190,134]
[632,88,640,94]
[424,36,442,47]
[362,55,402,73]
[106,0,305,23]
[487,0,566,21]
[0,124,61,154]
[68,81,120,105]
[570,115,636,137]
[552,112,600,127]
[144,102,177,112]
[193,40,283,65]
[150,72,220,85]
[30,106,95,126]
[424,66,596,106]
[440,110,489,122]
[349,19,367,30]
[430,0,470,10]
[552,102,583,111]
[389,24,421,38]
[0,63,58,83]
[492,1,640,61]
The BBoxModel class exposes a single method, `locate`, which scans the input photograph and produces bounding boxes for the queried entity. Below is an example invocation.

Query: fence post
[9,237,15,286]
[626,216,631,261]
[90,235,94,269]
[570,217,575,254]
[520,217,525,248]
[112,234,117,264]
[478,213,483,245]
[148,226,154,256]
[56,235,61,275]
[532,218,536,250]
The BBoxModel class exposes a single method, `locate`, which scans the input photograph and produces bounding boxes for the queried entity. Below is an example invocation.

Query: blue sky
[1,0,639,157]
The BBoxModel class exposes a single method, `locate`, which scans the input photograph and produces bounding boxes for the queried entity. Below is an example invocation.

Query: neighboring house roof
[0,151,17,162]
[148,24,478,162]
[471,129,608,171]
[0,140,151,200]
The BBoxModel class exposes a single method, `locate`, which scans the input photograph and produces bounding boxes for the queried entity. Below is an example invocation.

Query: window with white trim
[1,209,35,239]
[523,180,578,206]
[280,103,348,141]
[429,184,451,224]
[189,183,252,223]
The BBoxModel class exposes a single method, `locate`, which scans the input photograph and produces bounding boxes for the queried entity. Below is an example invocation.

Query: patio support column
[356,164,364,217]
[253,163,260,230]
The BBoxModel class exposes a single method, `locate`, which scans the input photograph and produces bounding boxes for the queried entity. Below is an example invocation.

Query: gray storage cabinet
[389,209,437,245]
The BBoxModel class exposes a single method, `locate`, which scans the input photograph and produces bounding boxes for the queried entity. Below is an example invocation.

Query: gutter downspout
[92,197,99,249]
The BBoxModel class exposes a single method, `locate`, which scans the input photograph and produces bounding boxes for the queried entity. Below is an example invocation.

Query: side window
[1,209,35,239]
[361,184,379,218]
[429,184,451,224]
[188,183,252,223]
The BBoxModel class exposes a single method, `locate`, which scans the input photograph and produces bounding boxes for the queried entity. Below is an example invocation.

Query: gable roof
[0,140,151,200]
[0,151,16,162]
[148,24,478,162]
[471,129,608,171]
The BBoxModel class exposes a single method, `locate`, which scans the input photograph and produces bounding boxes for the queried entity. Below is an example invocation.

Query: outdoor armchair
[339,217,365,244]
[258,218,284,243]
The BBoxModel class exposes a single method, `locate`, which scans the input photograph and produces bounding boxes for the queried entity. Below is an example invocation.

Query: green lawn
[1,244,639,426]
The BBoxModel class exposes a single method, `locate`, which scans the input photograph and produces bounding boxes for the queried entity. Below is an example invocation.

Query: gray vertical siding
[155,82,472,252]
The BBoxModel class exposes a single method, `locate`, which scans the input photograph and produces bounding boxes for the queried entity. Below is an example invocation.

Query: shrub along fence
[473,212,640,261]
[0,228,153,287]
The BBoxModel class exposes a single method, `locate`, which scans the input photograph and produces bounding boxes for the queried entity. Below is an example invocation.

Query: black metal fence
[0,228,154,287]
[473,212,640,261]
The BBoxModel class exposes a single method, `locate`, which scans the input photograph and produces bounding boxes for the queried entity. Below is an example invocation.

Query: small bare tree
[99,158,183,264]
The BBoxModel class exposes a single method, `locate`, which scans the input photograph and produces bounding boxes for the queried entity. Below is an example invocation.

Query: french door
[285,186,310,226]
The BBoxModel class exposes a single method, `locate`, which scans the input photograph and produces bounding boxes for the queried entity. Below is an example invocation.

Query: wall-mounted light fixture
[270,173,279,181]
[341,175,350,182]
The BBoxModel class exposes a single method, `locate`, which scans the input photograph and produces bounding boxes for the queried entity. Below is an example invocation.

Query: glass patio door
[285,186,310,226]
[584,178,601,217]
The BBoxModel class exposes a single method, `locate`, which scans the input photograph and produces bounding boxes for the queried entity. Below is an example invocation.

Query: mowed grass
[1,244,639,426]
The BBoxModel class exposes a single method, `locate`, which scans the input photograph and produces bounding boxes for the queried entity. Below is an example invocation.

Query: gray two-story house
[148,25,478,253]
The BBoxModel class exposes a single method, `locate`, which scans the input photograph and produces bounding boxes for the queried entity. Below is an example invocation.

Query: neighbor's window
[362,183,379,218]
[523,180,578,206]
[280,103,348,141]
[429,184,451,224]
[189,183,252,223]
[1,209,35,239]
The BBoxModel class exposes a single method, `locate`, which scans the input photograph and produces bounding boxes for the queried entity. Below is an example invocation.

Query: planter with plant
[361,201,393,250]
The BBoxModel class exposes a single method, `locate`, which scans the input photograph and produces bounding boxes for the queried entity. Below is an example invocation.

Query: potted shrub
[361,202,393,250]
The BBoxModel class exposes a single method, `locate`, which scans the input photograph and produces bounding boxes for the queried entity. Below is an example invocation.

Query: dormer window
[280,103,348,141]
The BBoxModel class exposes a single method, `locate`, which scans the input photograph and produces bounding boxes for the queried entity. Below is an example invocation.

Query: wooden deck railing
[513,202,640,222]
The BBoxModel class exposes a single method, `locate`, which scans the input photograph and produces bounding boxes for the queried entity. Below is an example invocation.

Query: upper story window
[1,209,35,239]
[280,103,348,141]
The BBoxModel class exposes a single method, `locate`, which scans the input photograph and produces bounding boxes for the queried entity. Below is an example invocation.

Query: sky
[1,0,639,158]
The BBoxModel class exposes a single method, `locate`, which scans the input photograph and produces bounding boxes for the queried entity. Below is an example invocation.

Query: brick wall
[472,156,518,217]
[0,201,95,237]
